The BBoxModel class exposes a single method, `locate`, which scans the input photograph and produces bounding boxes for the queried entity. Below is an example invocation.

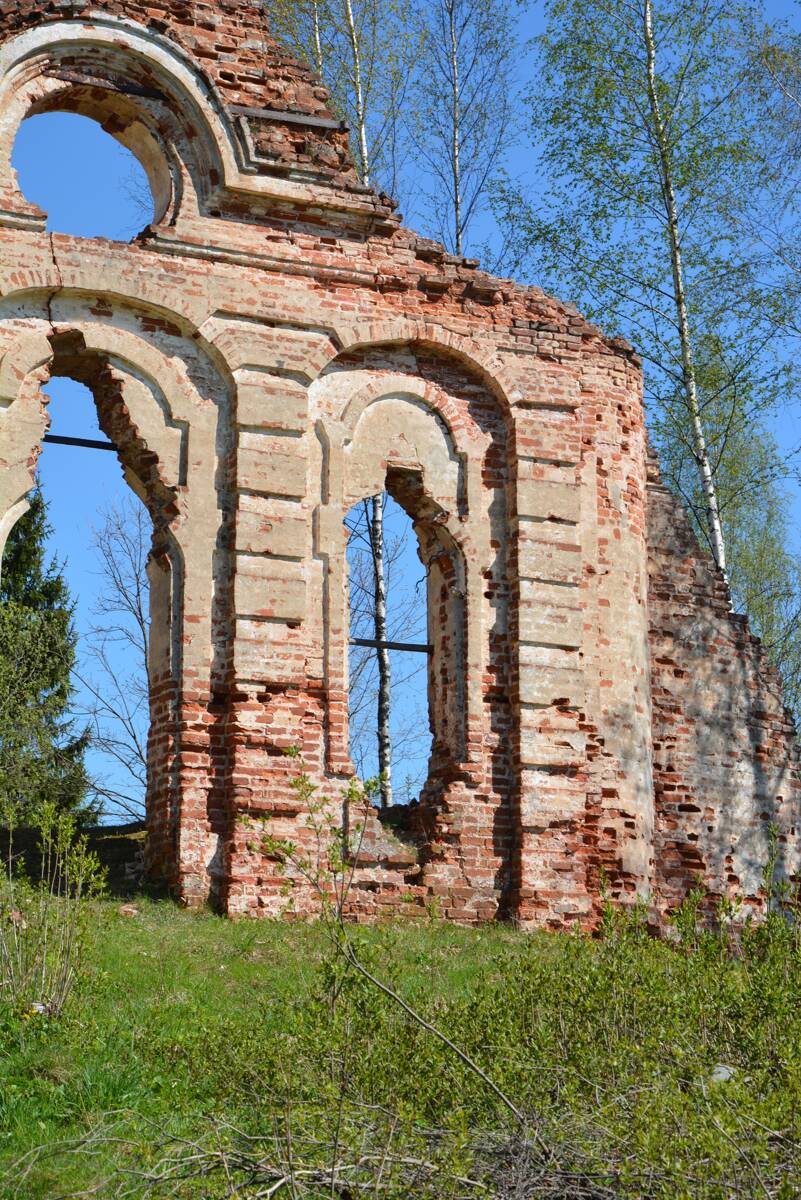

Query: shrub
[0,800,105,1018]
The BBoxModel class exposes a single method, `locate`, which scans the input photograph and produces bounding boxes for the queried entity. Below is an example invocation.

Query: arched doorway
[0,306,227,903]
[39,376,153,821]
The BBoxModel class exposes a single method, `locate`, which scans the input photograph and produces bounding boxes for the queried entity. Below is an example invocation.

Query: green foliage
[267,0,421,194]
[1,901,801,1196]
[4,767,801,1195]
[0,802,106,1020]
[495,0,801,714]
[253,750,380,919]
[0,489,89,819]
[1,488,71,611]
[657,339,801,720]
[503,0,776,365]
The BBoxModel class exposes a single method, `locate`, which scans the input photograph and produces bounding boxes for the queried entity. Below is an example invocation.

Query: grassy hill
[1,897,801,1197]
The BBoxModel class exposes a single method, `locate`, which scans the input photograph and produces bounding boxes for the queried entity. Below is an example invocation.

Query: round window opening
[12,112,155,242]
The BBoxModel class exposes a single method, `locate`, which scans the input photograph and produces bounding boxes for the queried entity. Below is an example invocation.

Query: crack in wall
[45,232,63,339]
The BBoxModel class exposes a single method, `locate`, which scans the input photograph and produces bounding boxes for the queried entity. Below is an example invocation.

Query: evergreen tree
[0,487,90,823]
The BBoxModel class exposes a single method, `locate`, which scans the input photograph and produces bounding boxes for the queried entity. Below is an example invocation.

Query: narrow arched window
[345,467,466,812]
[37,376,154,821]
[346,490,430,807]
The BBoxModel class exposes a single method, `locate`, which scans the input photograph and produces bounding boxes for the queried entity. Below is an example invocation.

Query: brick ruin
[0,0,798,926]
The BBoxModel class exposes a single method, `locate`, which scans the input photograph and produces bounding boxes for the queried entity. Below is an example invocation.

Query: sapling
[0,800,105,1019]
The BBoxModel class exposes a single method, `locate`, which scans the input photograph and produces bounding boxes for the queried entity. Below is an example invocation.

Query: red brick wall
[0,1,797,926]
[0,0,325,112]
[648,455,801,915]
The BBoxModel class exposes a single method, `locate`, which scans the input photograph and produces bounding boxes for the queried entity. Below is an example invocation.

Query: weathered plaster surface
[0,0,797,924]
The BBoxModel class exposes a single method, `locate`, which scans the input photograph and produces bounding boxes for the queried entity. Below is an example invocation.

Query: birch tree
[409,0,519,257]
[269,0,423,803]
[744,26,801,344]
[267,0,418,200]
[664,339,801,721]
[496,0,797,582]
[493,0,801,710]
[346,498,431,804]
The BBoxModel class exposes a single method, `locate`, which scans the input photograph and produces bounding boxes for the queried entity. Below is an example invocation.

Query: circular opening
[12,112,155,241]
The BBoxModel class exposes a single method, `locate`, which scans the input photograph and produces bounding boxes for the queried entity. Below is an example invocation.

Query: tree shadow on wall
[660,606,798,908]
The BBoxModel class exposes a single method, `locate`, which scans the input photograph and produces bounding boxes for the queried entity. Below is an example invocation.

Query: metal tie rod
[39,445,437,662]
[44,434,118,452]
[349,637,432,654]
[40,447,434,659]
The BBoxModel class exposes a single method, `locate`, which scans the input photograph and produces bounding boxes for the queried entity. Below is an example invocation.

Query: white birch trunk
[341,2,393,797]
[446,0,464,256]
[311,0,324,76]
[369,493,393,807]
[643,0,728,579]
[342,0,371,183]
[337,1,394,798]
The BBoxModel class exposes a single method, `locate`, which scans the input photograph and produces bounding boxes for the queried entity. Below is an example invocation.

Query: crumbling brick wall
[647,455,801,917]
[0,0,797,925]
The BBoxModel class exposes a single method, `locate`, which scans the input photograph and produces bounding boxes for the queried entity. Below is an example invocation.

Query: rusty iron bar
[230,103,345,131]
[43,434,117,452]
[350,637,432,655]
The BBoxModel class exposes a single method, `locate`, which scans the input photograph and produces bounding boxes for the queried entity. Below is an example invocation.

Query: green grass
[2,898,801,1197]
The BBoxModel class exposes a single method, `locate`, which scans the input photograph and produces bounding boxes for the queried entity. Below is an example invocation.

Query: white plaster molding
[0,18,371,213]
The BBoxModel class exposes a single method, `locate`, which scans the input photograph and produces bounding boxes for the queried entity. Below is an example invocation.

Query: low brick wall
[0,823,147,897]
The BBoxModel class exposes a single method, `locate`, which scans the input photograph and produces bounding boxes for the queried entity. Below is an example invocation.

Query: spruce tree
[0,487,89,823]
